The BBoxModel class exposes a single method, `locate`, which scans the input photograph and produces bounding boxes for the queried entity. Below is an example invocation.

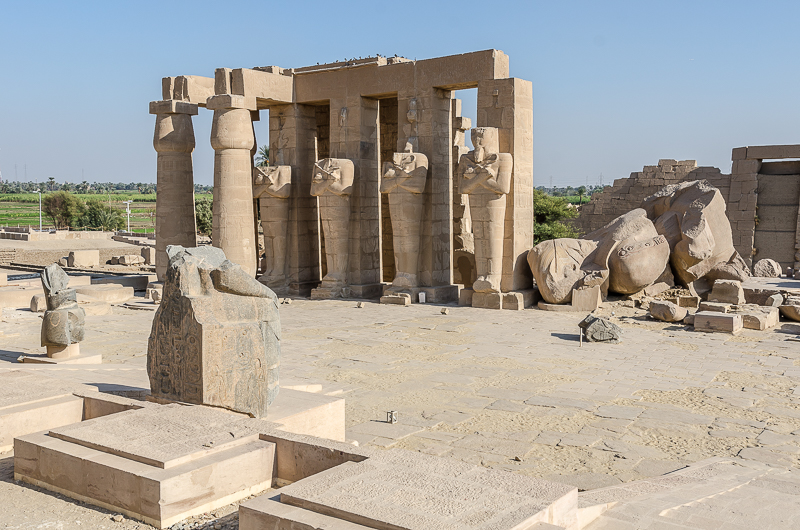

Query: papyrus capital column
[150,100,199,280]
[208,94,258,277]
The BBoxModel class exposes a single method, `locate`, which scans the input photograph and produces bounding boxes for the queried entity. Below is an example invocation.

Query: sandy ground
[1,284,800,528]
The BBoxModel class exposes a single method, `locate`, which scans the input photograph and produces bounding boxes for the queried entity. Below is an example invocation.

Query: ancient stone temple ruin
[151,50,534,308]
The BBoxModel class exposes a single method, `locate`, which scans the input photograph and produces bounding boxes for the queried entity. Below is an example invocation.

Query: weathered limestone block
[698,301,731,313]
[253,165,292,293]
[642,180,750,294]
[735,305,779,330]
[381,146,428,290]
[141,246,156,265]
[708,280,745,305]
[40,264,85,359]
[456,128,512,293]
[649,300,688,322]
[147,245,280,418]
[528,209,669,304]
[380,293,411,306]
[780,296,800,322]
[694,312,743,334]
[310,159,354,299]
[572,286,602,311]
[743,287,783,306]
[119,254,145,266]
[753,259,782,278]
[579,315,622,343]
[67,250,99,268]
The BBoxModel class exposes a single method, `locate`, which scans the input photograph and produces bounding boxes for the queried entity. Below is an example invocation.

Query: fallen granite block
[649,300,688,322]
[694,311,743,334]
[753,258,782,278]
[708,279,745,305]
[579,315,622,343]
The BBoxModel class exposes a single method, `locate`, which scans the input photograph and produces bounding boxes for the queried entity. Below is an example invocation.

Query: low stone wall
[0,228,113,241]
[0,249,16,265]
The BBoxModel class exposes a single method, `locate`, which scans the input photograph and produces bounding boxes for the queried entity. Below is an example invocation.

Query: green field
[0,193,214,233]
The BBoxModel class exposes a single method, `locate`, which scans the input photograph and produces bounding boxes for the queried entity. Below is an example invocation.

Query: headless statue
[253,165,291,293]
[456,127,513,293]
[311,158,354,294]
[381,143,428,288]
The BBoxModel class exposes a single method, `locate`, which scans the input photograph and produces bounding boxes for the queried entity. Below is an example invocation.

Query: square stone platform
[240,449,578,530]
[19,351,103,364]
[0,371,86,452]
[13,384,346,528]
[15,404,277,529]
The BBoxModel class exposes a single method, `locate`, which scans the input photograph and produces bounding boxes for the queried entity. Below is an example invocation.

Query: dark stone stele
[579,315,622,343]
[40,263,85,347]
[148,245,280,418]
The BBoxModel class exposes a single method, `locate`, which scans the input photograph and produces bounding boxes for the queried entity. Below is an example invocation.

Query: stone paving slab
[278,449,577,530]
[4,294,800,499]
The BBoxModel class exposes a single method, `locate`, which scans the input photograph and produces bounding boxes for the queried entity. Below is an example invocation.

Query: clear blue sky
[1,1,798,188]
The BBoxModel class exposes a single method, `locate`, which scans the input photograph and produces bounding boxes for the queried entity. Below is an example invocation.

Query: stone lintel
[162,75,215,106]
[206,94,257,111]
[231,68,293,105]
[149,100,199,116]
[743,144,800,161]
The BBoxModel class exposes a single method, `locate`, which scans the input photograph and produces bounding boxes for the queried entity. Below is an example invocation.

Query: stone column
[328,97,382,298]
[208,94,258,277]
[150,100,199,281]
[477,78,534,296]
[729,148,760,270]
[394,89,459,303]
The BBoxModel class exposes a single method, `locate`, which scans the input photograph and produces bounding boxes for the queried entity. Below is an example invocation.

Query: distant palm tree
[577,185,587,205]
[48,176,55,191]
[255,145,269,167]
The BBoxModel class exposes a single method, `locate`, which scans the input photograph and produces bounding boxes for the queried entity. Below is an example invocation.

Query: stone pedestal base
[21,351,102,365]
[15,405,275,529]
[471,289,538,310]
[46,343,81,360]
[380,293,411,306]
[382,284,459,304]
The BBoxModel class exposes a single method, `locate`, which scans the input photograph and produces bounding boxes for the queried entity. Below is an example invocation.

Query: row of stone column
[151,78,533,306]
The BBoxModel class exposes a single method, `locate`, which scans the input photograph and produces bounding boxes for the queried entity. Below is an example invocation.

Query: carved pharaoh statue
[253,165,292,294]
[528,209,671,304]
[456,127,513,293]
[311,158,354,297]
[40,263,85,359]
[147,245,280,418]
[381,143,428,289]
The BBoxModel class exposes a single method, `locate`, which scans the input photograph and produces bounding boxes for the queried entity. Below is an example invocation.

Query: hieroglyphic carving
[311,158,354,298]
[147,245,280,418]
[253,165,292,293]
[381,144,428,288]
[456,127,513,293]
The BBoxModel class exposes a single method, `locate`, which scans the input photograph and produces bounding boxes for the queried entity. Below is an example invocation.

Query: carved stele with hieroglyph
[147,245,280,418]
